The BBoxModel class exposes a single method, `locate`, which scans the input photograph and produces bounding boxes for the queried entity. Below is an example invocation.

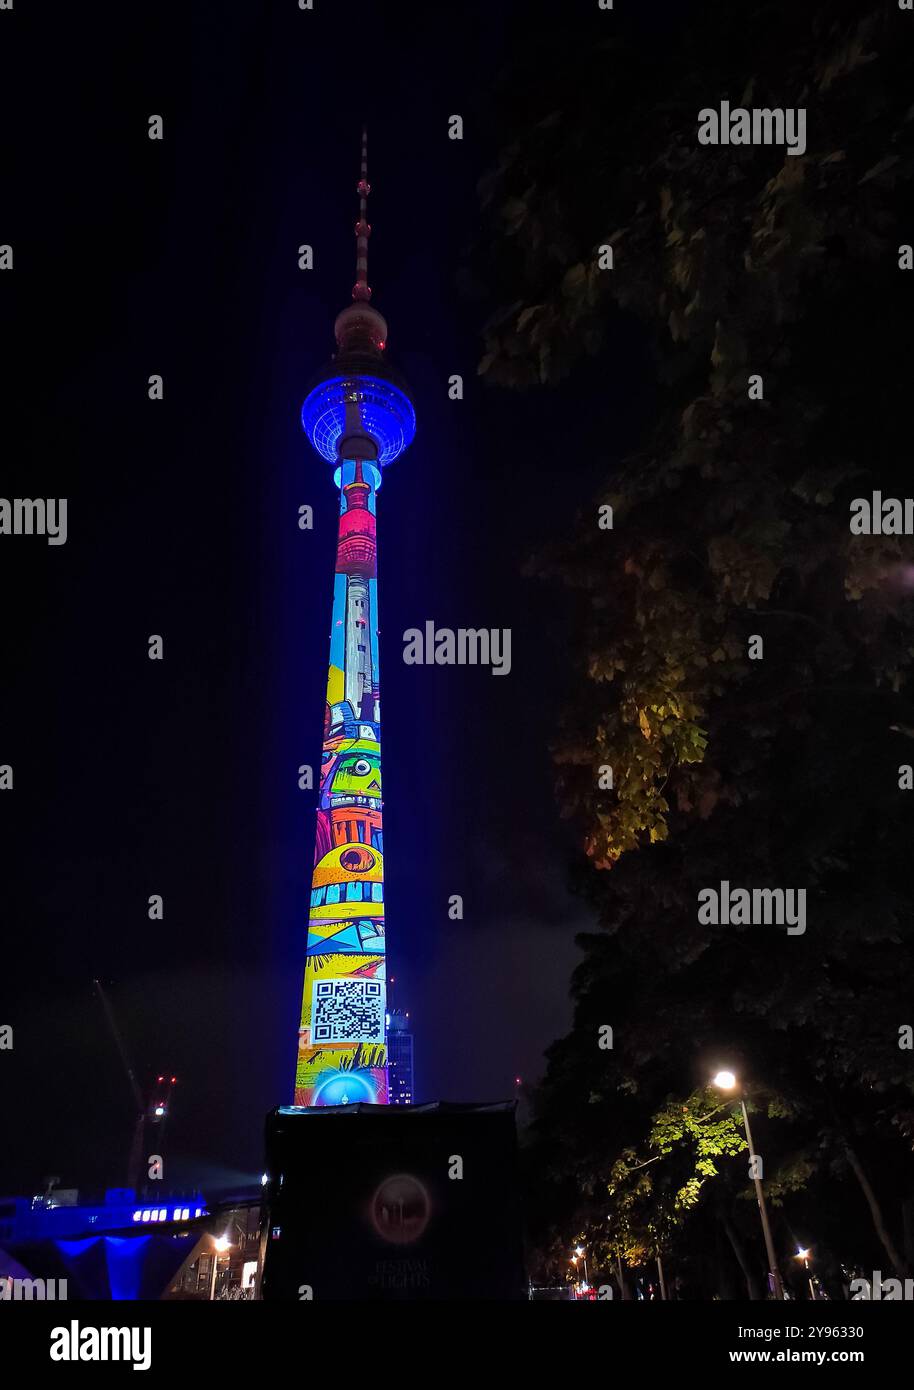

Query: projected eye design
[353,758,372,776]
[339,846,376,874]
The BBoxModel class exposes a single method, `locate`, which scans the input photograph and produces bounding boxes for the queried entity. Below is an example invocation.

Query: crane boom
[92,977,144,1110]
[92,978,146,1189]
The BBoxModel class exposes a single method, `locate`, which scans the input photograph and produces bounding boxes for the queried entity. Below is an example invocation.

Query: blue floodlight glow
[301,375,416,466]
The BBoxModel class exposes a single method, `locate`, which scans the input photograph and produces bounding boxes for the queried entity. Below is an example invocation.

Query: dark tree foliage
[475,0,914,1291]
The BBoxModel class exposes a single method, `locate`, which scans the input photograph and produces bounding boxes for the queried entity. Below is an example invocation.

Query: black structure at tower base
[259,1101,527,1300]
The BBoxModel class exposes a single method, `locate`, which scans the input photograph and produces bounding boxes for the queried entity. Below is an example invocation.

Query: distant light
[154,1106,165,1117]
[796,1247,810,1260]
[173,1208,182,1221]
[132,1211,141,1222]
[171,1076,176,1084]
[182,1208,189,1220]
[214,1235,231,1253]
[575,1246,585,1257]
[713,1070,737,1090]
[261,1173,268,1187]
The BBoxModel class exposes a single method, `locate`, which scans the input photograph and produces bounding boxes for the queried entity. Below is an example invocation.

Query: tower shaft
[294,458,387,1106]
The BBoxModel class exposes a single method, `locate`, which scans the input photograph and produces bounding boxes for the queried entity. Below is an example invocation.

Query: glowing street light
[209,1234,233,1300]
[711,1069,784,1300]
[794,1246,816,1300]
[571,1245,590,1294]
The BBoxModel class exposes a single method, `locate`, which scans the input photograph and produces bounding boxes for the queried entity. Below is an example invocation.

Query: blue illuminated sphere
[301,373,417,466]
[312,1069,378,1106]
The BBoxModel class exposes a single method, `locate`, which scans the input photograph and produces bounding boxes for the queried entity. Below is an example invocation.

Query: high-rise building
[387,1008,415,1106]
[294,131,416,1107]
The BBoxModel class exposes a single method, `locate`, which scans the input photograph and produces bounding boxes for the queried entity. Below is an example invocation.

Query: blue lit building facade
[0,1188,209,1300]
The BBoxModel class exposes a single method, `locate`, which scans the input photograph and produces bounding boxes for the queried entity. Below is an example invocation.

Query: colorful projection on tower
[295,457,389,1106]
[294,128,415,1106]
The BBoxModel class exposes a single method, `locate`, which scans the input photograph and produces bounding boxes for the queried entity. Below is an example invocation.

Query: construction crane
[92,979,177,1194]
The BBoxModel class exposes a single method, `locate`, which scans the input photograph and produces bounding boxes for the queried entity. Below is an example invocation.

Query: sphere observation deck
[301,368,416,467]
[301,152,417,471]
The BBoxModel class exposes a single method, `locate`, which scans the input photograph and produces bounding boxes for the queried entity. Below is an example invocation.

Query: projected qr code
[312,979,384,1044]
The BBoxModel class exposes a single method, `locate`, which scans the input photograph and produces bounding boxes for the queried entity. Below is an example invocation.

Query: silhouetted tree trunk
[902,1196,914,1271]
[721,1213,762,1300]
[844,1144,911,1279]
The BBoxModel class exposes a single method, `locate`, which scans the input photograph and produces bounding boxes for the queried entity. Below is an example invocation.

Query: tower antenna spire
[353,125,372,303]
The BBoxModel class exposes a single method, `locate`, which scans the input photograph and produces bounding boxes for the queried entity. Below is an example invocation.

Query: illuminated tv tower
[294,130,416,1107]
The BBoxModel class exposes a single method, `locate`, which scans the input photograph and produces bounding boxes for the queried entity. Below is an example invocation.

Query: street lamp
[712,1070,784,1301]
[573,1245,590,1289]
[795,1247,816,1301]
[209,1234,232,1301]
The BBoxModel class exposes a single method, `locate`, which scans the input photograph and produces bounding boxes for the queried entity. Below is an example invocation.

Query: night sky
[0,1,670,1196]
